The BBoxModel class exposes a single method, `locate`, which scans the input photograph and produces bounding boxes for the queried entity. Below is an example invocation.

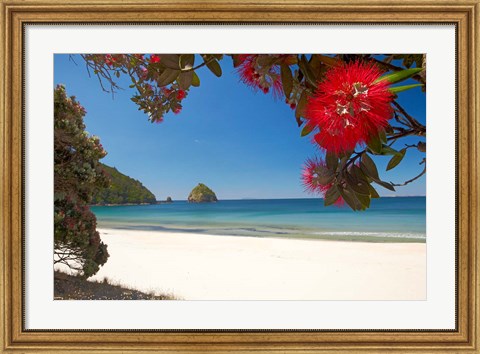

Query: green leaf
[355,192,371,209]
[295,90,308,122]
[376,67,423,85]
[367,132,382,154]
[280,64,293,98]
[414,54,424,69]
[326,151,338,171]
[308,54,323,75]
[351,164,368,182]
[231,55,243,68]
[394,54,423,69]
[403,55,414,68]
[368,184,380,198]
[317,54,339,67]
[389,84,423,94]
[301,123,315,137]
[345,172,370,196]
[160,54,180,69]
[386,148,406,171]
[338,150,354,160]
[177,71,193,90]
[380,145,399,156]
[338,156,349,171]
[338,187,362,211]
[191,72,200,87]
[324,185,341,207]
[373,180,396,192]
[295,117,304,127]
[298,55,317,87]
[206,59,222,77]
[314,165,335,185]
[256,55,274,66]
[379,129,387,144]
[417,141,426,152]
[360,153,379,180]
[180,54,195,70]
[157,68,180,86]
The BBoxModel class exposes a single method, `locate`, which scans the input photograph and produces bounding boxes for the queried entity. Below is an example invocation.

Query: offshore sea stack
[187,183,218,203]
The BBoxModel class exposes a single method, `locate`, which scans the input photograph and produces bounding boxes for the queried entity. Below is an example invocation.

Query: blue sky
[54,55,426,200]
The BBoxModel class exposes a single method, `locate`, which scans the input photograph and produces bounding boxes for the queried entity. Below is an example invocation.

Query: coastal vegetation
[54,85,109,278]
[92,163,157,205]
[188,183,218,203]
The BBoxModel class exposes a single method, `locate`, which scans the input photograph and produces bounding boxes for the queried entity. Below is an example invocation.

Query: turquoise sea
[91,197,426,243]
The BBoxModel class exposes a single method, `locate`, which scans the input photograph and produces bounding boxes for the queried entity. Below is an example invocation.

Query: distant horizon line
[155,196,426,202]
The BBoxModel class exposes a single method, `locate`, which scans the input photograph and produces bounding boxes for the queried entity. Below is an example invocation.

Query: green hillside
[92,164,157,205]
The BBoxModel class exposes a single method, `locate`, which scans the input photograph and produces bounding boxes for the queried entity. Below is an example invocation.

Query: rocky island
[188,183,218,203]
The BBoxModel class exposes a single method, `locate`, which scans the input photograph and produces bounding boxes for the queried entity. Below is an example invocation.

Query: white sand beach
[80,228,427,300]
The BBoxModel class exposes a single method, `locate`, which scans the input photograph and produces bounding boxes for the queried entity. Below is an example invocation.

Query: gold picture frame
[1,0,479,352]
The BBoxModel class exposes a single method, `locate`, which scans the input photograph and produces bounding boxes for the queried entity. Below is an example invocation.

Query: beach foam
[312,231,426,240]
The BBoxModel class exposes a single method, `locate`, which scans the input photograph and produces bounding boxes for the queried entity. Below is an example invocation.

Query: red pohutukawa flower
[162,87,172,96]
[138,66,148,80]
[150,54,161,63]
[104,54,115,66]
[236,54,283,97]
[305,60,394,154]
[301,157,343,206]
[176,89,186,100]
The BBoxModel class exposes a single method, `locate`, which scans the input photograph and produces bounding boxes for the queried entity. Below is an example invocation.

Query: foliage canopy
[54,85,109,278]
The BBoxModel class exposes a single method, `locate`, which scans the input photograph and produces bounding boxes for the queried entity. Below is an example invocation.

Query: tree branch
[391,159,426,186]
[392,100,424,131]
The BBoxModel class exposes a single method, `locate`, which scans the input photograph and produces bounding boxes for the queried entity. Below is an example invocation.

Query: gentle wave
[100,222,425,242]
[312,231,426,240]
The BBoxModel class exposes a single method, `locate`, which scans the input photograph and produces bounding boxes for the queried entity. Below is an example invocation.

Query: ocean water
[91,197,426,243]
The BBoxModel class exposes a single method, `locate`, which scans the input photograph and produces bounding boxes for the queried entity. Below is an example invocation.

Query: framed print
[1,0,479,353]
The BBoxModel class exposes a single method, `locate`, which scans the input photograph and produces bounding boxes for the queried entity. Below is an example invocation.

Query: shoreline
[95,223,426,243]
[80,228,427,300]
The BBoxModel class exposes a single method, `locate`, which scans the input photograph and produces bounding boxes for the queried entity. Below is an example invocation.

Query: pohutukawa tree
[78,53,426,210]
[54,85,110,277]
